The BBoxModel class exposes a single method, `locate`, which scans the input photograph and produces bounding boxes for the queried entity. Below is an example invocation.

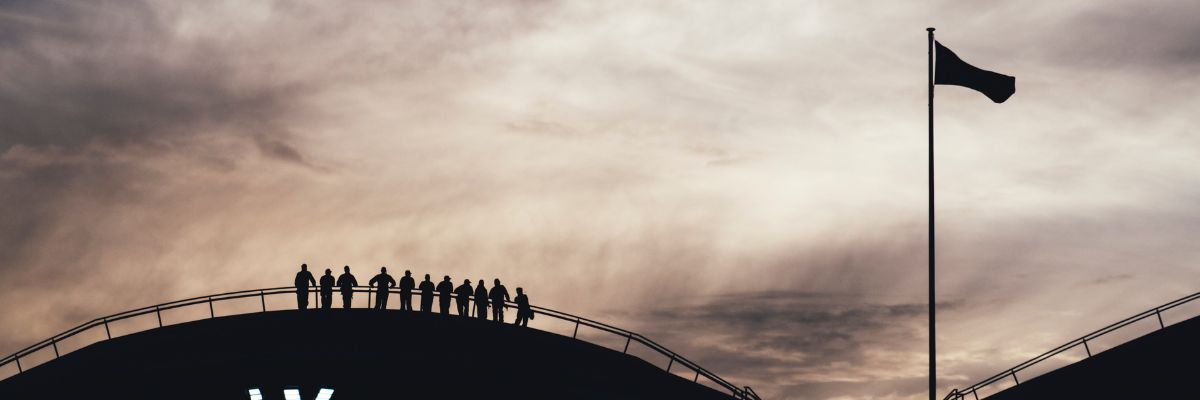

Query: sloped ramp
[984,313,1200,399]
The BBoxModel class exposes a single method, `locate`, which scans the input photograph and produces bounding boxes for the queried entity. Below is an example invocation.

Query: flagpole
[926,26,937,400]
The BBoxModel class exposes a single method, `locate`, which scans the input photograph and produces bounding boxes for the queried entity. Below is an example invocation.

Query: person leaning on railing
[514,287,533,327]
[418,274,436,312]
[319,269,335,309]
[474,280,489,319]
[294,264,317,310]
[490,279,510,322]
[292,265,533,326]
[336,266,357,309]
[436,276,454,314]
[455,279,474,317]
[398,270,415,311]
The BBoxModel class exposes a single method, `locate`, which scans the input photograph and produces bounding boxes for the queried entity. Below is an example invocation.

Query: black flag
[935,41,1014,103]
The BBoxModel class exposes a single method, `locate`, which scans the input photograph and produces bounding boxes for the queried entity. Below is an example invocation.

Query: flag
[935,41,1015,103]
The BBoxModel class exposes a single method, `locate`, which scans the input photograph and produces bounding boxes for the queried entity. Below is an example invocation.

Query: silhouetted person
[474,280,489,320]
[336,266,358,309]
[369,267,396,309]
[294,264,316,310]
[513,287,532,327]
[319,268,335,309]
[418,274,435,312]
[399,270,416,311]
[489,278,510,322]
[454,279,473,317]
[436,275,454,314]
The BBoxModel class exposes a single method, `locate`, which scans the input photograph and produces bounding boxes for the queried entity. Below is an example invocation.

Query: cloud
[628,291,956,400]
[2,2,1200,400]
[0,0,316,284]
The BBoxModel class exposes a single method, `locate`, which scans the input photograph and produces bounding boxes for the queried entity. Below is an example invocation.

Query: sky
[2,1,1200,399]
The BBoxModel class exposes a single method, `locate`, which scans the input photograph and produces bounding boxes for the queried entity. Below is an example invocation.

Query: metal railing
[0,286,761,400]
[944,290,1200,400]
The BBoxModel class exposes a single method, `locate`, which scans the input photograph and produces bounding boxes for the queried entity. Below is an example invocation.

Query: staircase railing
[0,286,761,400]
[944,290,1200,400]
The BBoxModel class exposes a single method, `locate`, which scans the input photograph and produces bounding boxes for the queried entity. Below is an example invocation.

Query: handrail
[945,290,1200,400]
[0,286,761,400]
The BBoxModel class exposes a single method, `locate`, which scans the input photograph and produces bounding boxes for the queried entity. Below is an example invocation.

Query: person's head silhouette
[463,279,471,284]
[325,268,332,276]
[443,275,451,282]
[344,266,350,273]
[516,287,523,295]
[494,278,501,286]
[478,279,485,286]
[424,274,431,281]
[381,266,387,274]
[405,270,412,277]
[301,264,308,271]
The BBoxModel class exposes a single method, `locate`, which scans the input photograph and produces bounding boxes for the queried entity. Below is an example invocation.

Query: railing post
[208,297,215,318]
[972,389,979,400]
[155,306,163,327]
[1156,308,1165,329]
[667,355,674,372]
[103,318,111,339]
[572,318,580,338]
[52,339,60,358]
[260,290,267,312]
[623,334,632,354]
[694,369,699,382]
[14,357,20,373]
[1010,369,1019,385]
[1082,338,1092,357]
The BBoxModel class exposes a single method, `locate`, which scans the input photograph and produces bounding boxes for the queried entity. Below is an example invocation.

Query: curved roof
[1,310,738,399]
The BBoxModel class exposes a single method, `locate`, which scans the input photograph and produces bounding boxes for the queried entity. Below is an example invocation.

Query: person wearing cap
[513,287,533,327]
[454,279,474,317]
[319,269,335,309]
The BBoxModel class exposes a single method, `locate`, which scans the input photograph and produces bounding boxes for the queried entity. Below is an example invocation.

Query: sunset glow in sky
[3,1,1200,399]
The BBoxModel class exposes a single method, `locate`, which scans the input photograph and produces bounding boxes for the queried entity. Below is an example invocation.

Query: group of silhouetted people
[293,264,533,326]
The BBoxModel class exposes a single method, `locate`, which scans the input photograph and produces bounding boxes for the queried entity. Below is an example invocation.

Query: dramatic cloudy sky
[2,1,1199,399]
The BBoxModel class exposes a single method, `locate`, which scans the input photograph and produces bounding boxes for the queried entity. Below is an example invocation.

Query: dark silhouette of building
[294,264,316,310]
[336,266,358,309]
[474,280,489,320]
[455,279,473,317]
[399,270,415,311]
[418,274,435,312]
[490,279,510,323]
[955,310,1200,400]
[369,267,396,310]
[319,269,335,309]
[514,287,532,327]
[436,276,454,314]
[0,310,739,400]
